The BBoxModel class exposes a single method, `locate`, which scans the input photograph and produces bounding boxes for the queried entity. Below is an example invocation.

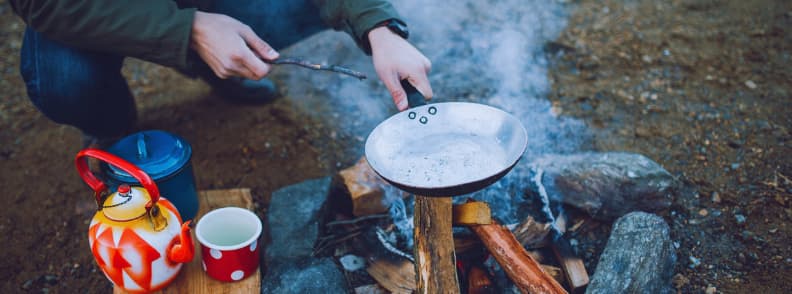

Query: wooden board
[114,188,260,294]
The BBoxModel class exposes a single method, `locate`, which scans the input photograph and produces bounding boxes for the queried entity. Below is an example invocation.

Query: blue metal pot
[101,130,199,220]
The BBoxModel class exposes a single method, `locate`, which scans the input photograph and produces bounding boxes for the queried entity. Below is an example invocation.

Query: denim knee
[19,28,136,137]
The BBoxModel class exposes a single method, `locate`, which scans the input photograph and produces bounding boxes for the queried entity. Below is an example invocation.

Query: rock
[340,254,366,271]
[42,274,58,285]
[689,255,701,268]
[735,214,746,225]
[21,279,34,290]
[705,286,717,294]
[354,284,388,294]
[263,178,348,293]
[267,177,332,260]
[533,152,677,221]
[671,273,689,289]
[586,212,676,294]
[262,257,347,294]
[711,192,721,203]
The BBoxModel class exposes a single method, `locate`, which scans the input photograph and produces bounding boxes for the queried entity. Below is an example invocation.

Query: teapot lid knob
[117,184,131,195]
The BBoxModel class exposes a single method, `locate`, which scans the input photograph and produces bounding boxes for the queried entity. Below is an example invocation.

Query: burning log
[470,221,568,294]
[551,237,590,293]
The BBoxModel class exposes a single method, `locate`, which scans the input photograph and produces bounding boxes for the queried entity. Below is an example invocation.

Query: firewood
[551,237,589,293]
[470,222,568,294]
[540,265,564,284]
[414,196,460,293]
[512,215,552,248]
[338,157,392,216]
[366,257,416,294]
[454,236,482,254]
[453,201,492,225]
[468,266,496,294]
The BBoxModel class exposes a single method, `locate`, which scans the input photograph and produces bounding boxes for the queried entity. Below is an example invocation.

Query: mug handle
[75,148,160,208]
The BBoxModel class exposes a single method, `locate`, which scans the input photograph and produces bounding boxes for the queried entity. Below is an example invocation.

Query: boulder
[263,177,347,293]
[586,212,676,294]
[266,177,331,260]
[533,152,677,221]
[262,257,347,293]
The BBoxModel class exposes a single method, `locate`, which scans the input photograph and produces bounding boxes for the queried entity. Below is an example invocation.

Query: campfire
[263,152,677,293]
[317,157,586,294]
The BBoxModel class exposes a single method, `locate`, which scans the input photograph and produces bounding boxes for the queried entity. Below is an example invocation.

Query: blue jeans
[19,0,326,138]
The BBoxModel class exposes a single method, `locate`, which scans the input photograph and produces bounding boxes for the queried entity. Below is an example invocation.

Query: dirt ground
[1,0,790,293]
[548,0,791,292]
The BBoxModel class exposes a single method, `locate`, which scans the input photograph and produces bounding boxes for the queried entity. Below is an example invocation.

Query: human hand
[369,26,433,111]
[190,11,279,80]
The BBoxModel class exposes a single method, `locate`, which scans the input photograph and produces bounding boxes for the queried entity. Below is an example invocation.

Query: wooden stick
[470,222,568,294]
[413,196,460,294]
[551,236,589,293]
[263,57,367,80]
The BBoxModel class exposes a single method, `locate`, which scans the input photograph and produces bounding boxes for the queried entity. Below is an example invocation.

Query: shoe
[204,76,280,105]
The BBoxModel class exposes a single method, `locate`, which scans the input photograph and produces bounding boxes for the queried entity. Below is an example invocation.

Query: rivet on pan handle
[401,80,432,124]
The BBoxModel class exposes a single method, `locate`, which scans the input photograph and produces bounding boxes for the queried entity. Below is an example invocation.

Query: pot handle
[401,79,426,108]
[75,148,160,208]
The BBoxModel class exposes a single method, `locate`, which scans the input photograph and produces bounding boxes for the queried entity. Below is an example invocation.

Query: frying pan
[364,81,528,292]
[365,81,528,197]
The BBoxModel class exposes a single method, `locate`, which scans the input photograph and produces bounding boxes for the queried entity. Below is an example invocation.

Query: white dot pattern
[210,249,222,259]
[231,270,245,281]
[250,240,257,251]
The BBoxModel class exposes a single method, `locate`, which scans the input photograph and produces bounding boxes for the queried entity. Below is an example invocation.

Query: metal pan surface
[365,102,528,196]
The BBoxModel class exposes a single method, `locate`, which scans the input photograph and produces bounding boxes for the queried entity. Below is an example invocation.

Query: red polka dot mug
[195,207,262,282]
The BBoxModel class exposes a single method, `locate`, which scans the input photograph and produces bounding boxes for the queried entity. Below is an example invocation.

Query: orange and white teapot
[75,149,194,292]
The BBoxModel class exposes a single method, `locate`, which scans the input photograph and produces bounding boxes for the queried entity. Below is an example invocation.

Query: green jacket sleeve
[10,0,195,69]
[312,0,403,54]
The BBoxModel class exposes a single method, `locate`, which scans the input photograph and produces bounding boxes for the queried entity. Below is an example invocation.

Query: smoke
[279,0,589,245]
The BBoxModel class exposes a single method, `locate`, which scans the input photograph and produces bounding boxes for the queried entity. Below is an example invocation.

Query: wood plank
[551,237,589,293]
[114,188,259,294]
[413,196,459,294]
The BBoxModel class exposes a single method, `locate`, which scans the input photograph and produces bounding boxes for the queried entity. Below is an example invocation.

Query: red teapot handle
[75,148,160,207]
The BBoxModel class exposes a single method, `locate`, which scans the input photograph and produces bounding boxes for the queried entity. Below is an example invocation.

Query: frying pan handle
[401,79,426,108]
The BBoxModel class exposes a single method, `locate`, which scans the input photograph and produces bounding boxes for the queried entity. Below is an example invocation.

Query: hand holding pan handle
[401,79,427,108]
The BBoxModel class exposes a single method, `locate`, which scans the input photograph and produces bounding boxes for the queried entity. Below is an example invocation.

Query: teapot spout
[167,221,194,264]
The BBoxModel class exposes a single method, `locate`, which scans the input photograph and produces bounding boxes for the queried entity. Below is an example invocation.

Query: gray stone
[533,152,677,221]
[263,177,348,293]
[262,257,347,294]
[266,177,332,261]
[587,212,676,294]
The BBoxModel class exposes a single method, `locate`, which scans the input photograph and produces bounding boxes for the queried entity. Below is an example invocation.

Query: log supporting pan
[365,82,528,197]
